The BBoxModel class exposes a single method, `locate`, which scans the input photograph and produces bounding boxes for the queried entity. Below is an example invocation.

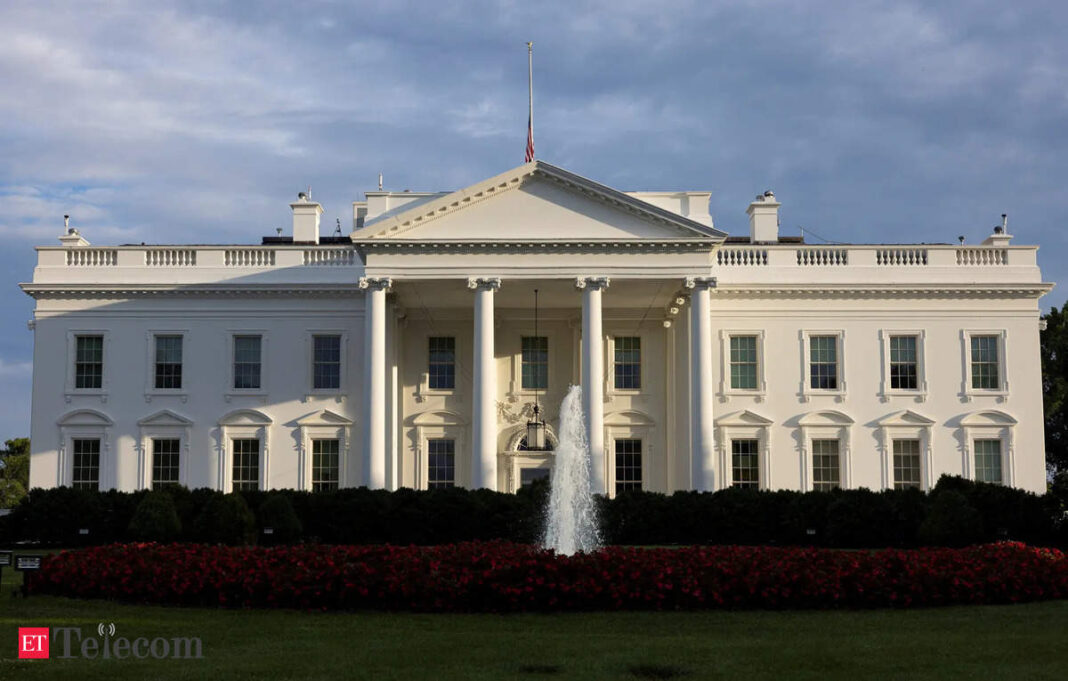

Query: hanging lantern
[526,404,547,450]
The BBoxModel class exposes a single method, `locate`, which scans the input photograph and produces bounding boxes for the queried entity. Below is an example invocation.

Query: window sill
[880,390,928,403]
[800,389,847,403]
[144,391,187,403]
[963,389,1009,403]
[303,392,346,403]
[416,388,461,402]
[720,390,766,403]
[225,391,268,403]
[64,391,108,403]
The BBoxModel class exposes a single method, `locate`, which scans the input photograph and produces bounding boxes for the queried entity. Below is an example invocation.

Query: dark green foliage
[1042,304,1068,474]
[918,491,984,547]
[194,493,256,546]
[0,437,30,507]
[127,490,182,542]
[256,494,302,545]
[5,474,1068,548]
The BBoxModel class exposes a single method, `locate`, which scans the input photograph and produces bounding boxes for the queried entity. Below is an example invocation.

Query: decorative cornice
[353,239,715,255]
[575,276,610,291]
[710,283,1054,299]
[467,277,502,291]
[358,276,393,292]
[19,283,364,299]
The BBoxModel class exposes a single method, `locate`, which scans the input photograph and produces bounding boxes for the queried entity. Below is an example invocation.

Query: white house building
[21,161,1053,496]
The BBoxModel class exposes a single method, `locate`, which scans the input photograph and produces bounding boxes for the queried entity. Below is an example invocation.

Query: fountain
[541,384,601,555]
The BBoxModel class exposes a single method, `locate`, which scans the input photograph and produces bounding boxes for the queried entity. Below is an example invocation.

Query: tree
[0,438,29,507]
[1042,304,1068,475]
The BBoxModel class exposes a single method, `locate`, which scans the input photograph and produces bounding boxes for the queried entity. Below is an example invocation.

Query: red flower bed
[26,541,1068,612]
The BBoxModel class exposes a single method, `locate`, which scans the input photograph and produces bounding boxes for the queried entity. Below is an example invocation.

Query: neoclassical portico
[350,162,726,494]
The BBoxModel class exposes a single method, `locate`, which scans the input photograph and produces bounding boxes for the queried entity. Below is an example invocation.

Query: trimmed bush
[918,491,984,547]
[127,490,182,542]
[194,493,256,546]
[256,495,302,545]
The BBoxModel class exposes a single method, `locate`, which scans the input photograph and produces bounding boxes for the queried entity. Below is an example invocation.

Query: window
[427,438,455,489]
[75,335,103,389]
[809,335,838,390]
[731,439,760,489]
[151,438,180,489]
[811,439,840,491]
[71,438,100,490]
[428,337,456,390]
[730,336,758,390]
[232,438,260,491]
[892,439,921,490]
[971,335,1000,390]
[154,335,183,390]
[889,335,918,390]
[974,439,1003,484]
[313,335,341,390]
[233,335,262,390]
[614,337,641,390]
[615,439,642,493]
[312,439,340,492]
[521,336,548,391]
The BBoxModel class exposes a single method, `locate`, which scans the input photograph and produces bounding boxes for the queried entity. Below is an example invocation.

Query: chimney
[982,213,1013,247]
[746,190,780,243]
[57,214,90,247]
[290,192,323,244]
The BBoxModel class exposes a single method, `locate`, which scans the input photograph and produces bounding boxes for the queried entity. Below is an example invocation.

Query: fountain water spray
[542,384,601,555]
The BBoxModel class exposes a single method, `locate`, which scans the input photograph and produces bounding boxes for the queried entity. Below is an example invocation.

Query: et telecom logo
[18,627,49,659]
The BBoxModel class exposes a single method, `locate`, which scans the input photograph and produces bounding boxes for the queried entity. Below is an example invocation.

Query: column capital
[575,276,610,291]
[358,276,392,292]
[467,277,502,291]
[684,276,717,291]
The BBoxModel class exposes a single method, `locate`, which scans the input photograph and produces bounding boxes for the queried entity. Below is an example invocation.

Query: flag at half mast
[525,41,535,163]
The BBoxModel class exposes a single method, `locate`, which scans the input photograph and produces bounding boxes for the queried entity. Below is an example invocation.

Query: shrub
[918,491,984,547]
[127,490,182,542]
[256,495,302,545]
[194,493,255,545]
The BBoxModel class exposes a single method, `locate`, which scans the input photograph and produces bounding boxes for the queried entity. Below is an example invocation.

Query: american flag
[525,112,535,163]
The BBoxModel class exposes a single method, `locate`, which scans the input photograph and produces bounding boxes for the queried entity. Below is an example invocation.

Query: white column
[577,276,610,495]
[468,277,501,490]
[686,276,716,491]
[359,277,391,489]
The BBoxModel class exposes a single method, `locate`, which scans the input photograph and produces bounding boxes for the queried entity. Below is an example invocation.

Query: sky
[0,0,1066,443]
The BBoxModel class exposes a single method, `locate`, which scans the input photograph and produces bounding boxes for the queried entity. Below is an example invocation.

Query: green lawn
[1,549,1067,681]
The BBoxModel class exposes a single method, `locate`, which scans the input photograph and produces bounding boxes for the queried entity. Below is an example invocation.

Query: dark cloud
[0,0,1065,440]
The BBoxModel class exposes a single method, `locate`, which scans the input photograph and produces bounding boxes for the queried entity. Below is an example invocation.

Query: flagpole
[526,41,534,162]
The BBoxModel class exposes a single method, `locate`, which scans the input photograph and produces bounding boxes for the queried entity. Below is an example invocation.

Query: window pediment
[219,409,272,426]
[798,410,854,427]
[138,409,193,427]
[410,410,467,427]
[715,409,774,427]
[960,410,1017,427]
[295,409,353,427]
[877,410,935,427]
[604,410,655,427]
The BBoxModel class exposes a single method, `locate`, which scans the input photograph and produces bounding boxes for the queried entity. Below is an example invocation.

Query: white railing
[145,249,196,267]
[796,248,849,266]
[717,247,768,266]
[876,248,927,266]
[67,249,117,266]
[225,249,276,267]
[957,248,1007,266]
[304,248,357,266]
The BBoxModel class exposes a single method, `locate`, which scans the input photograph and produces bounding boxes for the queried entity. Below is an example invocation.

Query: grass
[2,548,1068,680]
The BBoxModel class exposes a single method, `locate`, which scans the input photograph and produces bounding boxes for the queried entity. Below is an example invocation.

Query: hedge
[2,475,1066,548]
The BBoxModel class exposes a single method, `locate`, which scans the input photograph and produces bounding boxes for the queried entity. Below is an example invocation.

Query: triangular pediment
[715,410,774,427]
[138,409,193,427]
[878,410,935,427]
[295,409,353,427]
[355,161,725,242]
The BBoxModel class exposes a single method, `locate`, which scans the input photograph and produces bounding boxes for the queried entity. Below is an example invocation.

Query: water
[541,385,601,556]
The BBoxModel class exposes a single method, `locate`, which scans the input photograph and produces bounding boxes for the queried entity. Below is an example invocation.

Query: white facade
[22,161,1053,495]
